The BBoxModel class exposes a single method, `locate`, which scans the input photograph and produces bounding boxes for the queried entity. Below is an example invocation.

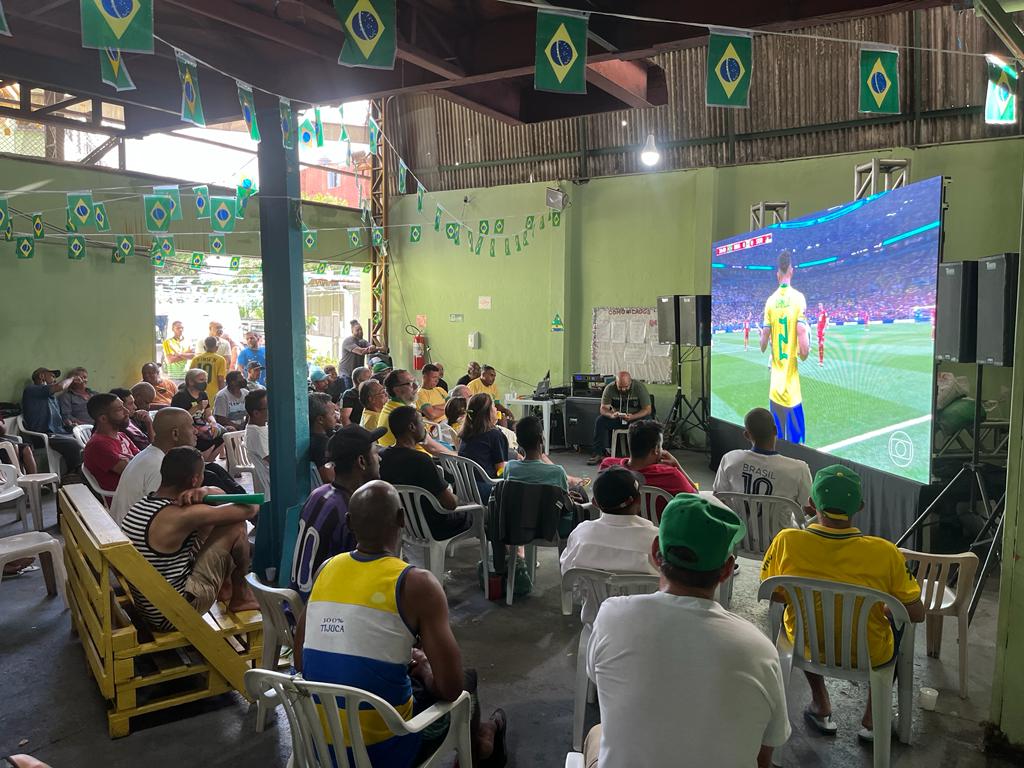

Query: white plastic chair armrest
[402,690,470,732]
[565,753,585,768]
[454,503,484,515]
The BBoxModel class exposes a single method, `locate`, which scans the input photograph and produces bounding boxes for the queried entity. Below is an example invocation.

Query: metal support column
[369,98,389,351]
[253,91,310,582]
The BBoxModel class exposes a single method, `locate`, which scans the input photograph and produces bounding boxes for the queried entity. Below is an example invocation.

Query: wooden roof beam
[586,60,659,109]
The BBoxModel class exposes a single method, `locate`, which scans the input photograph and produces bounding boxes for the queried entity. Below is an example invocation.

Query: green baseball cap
[811,464,862,519]
[372,362,391,374]
[658,494,746,572]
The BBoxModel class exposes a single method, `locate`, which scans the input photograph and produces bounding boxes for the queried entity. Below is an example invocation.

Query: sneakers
[586,454,605,466]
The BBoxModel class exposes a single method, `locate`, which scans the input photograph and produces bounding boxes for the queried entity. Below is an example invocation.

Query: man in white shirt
[243,389,269,464]
[560,465,658,624]
[585,494,791,768]
[110,408,196,525]
[714,406,812,528]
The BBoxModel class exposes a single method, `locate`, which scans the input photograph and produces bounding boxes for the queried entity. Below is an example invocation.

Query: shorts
[769,400,806,445]
[183,542,234,614]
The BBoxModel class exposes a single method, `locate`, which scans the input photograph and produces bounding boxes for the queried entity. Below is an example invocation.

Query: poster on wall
[591,306,672,384]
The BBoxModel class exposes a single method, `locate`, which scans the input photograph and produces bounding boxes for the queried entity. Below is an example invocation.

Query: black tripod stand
[664,344,709,448]
[896,364,1004,622]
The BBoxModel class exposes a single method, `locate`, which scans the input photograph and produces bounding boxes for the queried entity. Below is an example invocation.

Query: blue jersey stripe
[303,647,413,706]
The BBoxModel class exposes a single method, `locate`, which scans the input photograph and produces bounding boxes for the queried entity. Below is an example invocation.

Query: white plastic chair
[899,548,979,699]
[758,576,915,767]
[436,454,494,594]
[223,430,255,482]
[72,424,93,447]
[0,464,30,531]
[0,530,67,606]
[244,573,303,731]
[714,492,804,609]
[310,461,322,490]
[637,485,673,525]
[0,442,59,531]
[392,485,478,584]
[245,668,473,768]
[565,754,584,768]
[15,415,65,476]
[560,568,660,750]
[609,429,628,457]
[80,463,116,507]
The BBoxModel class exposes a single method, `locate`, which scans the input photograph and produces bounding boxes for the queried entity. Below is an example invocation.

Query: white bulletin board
[591,306,672,384]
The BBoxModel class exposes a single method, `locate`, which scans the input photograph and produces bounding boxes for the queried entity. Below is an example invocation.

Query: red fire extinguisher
[413,333,427,371]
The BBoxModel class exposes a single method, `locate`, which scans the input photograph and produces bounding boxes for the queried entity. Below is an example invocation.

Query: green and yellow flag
[16,236,33,259]
[154,184,182,221]
[368,115,379,154]
[279,99,295,150]
[117,234,134,260]
[372,227,383,246]
[68,192,94,228]
[111,246,126,264]
[229,256,241,271]
[417,185,425,212]
[348,228,361,247]
[299,118,317,147]
[189,252,205,271]
[210,196,236,233]
[209,234,225,255]
[535,10,587,94]
[93,202,110,232]
[176,50,205,127]
[410,225,421,243]
[237,82,261,142]
[193,185,210,219]
[706,32,752,108]
[314,107,325,147]
[434,205,442,232]
[0,198,7,233]
[67,235,86,260]
[31,213,44,240]
[151,235,174,266]
[397,159,407,194]
[144,194,172,232]
[303,229,318,250]
[494,218,505,234]
[333,0,396,69]
[80,0,153,53]
[100,48,135,92]
[986,56,1018,125]
[859,47,899,114]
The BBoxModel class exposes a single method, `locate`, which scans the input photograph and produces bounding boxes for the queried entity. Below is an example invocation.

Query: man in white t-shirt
[714,407,812,528]
[243,389,269,465]
[585,494,790,768]
[110,408,195,524]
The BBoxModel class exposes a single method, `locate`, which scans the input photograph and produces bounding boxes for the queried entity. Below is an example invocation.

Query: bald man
[142,362,177,408]
[296,481,507,766]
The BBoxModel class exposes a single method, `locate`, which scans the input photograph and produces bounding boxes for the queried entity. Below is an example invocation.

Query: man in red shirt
[600,420,697,516]
[83,393,139,493]
[743,313,752,351]
[816,303,828,366]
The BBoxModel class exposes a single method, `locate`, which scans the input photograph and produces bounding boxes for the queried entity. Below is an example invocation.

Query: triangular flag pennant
[348,228,361,246]
[193,185,210,218]
[417,185,425,211]
[68,192,94,228]
[534,10,587,94]
[334,0,397,69]
[706,32,753,108]
[986,56,1018,125]
[368,115,379,154]
[433,205,442,231]
[0,198,7,232]
[525,215,535,230]
[16,236,33,259]
[363,263,372,273]
[299,118,316,147]
[93,202,110,232]
[31,213,44,240]
[479,220,489,235]
[279,99,295,149]
[314,261,328,275]
[208,234,225,254]
[372,227,383,246]
[111,246,126,264]
[237,82,261,142]
[210,196,236,233]
[0,1,10,37]
[410,225,421,243]
[144,194,172,232]
[397,159,407,194]
[314,107,325,147]
[117,234,135,259]
[175,49,206,127]
[67,235,86,260]
[489,239,496,258]
[154,185,182,221]
[494,218,505,234]
[189,252,205,271]
[100,48,135,91]
[859,47,899,114]
[551,210,561,227]
[229,256,241,271]
[303,229,318,250]
[80,0,153,53]
[342,263,352,276]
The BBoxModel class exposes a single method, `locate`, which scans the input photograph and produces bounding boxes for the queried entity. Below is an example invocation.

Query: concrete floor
[0,448,1015,767]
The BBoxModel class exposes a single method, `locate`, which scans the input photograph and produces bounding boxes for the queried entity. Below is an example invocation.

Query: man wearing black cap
[559,466,658,625]
[289,423,386,602]
[20,367,83,475]
[586,493,790,768]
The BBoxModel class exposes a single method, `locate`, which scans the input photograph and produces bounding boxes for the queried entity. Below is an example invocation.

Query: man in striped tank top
[296,481,508,767]
[122,446,260,631]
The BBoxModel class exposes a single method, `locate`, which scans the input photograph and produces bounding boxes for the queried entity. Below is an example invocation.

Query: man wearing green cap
[586,493,790,768]
[761,464,924,741]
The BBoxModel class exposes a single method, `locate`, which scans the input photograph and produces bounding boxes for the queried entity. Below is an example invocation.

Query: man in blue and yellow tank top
[296,481,508,766]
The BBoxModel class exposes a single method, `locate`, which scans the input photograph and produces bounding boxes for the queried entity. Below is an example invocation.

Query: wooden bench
[59,484,263,737]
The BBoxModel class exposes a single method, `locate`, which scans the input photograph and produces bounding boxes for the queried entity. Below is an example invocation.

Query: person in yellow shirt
[359,379,388,430]
[376,369,453,456]
[759,251,810,444]
[760,465,924,742]
[466,365,515,425]
[415,363,448,422]
[161,320,195,382]
[188,337,228,402]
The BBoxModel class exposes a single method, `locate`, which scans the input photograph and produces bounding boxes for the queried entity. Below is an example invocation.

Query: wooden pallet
[59,485,262,737]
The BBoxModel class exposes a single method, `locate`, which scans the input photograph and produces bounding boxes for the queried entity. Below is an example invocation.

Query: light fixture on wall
[640,133,660,167]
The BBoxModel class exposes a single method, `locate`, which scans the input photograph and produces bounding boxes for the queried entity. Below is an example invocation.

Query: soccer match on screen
[710,175,943,483]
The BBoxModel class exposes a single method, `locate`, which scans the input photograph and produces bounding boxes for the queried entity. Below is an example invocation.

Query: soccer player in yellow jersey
[760,251,810,444]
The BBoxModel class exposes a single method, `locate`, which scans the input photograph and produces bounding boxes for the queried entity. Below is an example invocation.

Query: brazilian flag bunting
[80,0,153,53]
[175,50,205,127]
[210,196,236,233]
[237,82,261,142]
[31,213,44,240]
[144,194,172,232]
[859,47,899,114]
[118,235,134,259]
[100,48,135,92]
[333,0,397,69]
[0,198,7,232]
[154,184,182,221]
[67,235,86,260]
[280,99,295,150]
[208,234,225,254]
[16,236,33,259]
[68,192,94,228]
[229,256,241,271]
[706,32,752,108]
[189,252,204,271]
[986,56,1018,125]
[193,185,210,218]
[534,10,587,94]
[93,202,110,232]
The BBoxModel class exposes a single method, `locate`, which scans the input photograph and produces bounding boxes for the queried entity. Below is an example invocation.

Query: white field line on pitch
[819,414,932,452]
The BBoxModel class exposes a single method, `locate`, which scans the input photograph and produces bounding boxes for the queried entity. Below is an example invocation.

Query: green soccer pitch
[710,322,934,483]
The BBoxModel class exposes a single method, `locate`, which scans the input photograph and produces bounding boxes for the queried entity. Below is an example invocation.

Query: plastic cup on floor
[920,687,939,711]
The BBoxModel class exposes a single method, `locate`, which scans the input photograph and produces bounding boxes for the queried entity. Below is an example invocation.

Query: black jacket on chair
[486,480,585,574]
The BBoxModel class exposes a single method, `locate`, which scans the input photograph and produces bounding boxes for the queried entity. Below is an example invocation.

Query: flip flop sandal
[481,708,508,768]
[803,708,838,735]
[857,719,898,743]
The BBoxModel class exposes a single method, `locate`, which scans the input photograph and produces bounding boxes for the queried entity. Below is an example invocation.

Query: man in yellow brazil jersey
[760,251,810,444]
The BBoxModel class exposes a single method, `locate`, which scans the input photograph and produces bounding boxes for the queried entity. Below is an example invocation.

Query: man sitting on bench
[121,446,260,630]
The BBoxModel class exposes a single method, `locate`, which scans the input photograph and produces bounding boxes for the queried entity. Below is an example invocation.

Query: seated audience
[161,320,194,382]
[466,365,514,425]
[448,384,472,401]
[213,371,248,431]
[110,387,151,451]
[296,481,506,766]
[436,362,449,392]
[131,380,157,416]
[505,416,581,491]
[586,493,790,768]
[371,360,392,382]
[142,362,177,407]
[379,406,471,540]
[600,420,696,517]
[244,361,265,391]
[415,364,448,422]
[378,370,454,456]
[243,389,269,468]
[359,378,388,430]
[589,370,652,465]
[310,367,331,394]
[0,420,37,474]
[20,367,83,474]
[110,407,195,525]
[59,367,95,426]
[170,368,225,459]
[82,393,139,493]
[289,424,385,601]
[190,337,228,401]
[456,360,481,387]
[458,393,508,500]
[121,446,259,630]
[559,465,658,624]
[340,366,371,426]
[761,465,924,740]
[309,392,338,484]
[324,365,346,403]
[236,331,266,384]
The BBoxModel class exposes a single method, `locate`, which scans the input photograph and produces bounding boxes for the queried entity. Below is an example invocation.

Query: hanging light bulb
[640,133,660,167]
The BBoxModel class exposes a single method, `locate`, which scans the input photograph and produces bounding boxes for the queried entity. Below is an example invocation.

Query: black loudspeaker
[657,295,680,344]
[975,253,1018,366]
[678,295,712,347]
[935,261,977,363]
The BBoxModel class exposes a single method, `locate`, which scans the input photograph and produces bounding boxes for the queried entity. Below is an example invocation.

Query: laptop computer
[533,370,551,398]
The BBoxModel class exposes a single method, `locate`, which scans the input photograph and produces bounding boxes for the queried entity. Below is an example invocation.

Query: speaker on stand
[659,295,711,448]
